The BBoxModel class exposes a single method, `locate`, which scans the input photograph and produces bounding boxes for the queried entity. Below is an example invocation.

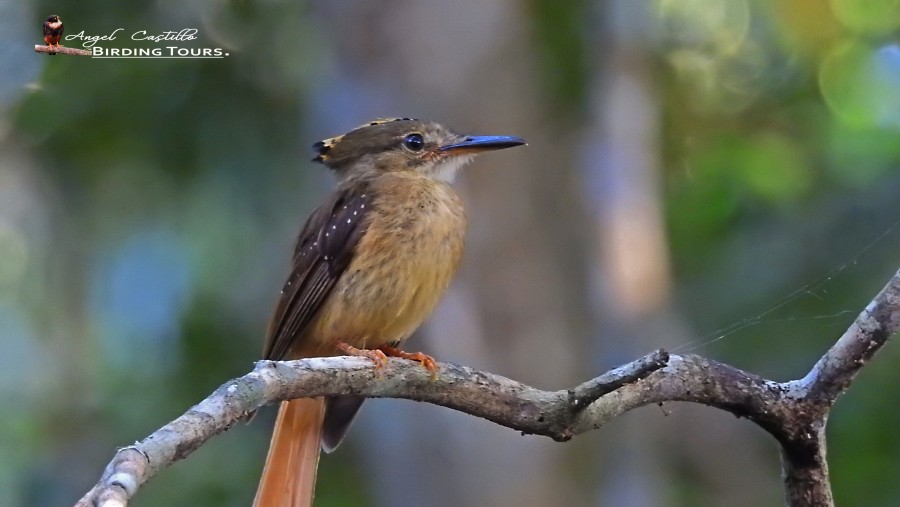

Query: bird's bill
[439,135,526,155]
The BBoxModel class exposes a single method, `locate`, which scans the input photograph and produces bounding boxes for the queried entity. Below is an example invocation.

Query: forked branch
[75,269,900,507]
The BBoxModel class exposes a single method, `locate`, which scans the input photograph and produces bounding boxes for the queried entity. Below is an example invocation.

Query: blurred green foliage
[526,0,590,116]
[657,1,900,502]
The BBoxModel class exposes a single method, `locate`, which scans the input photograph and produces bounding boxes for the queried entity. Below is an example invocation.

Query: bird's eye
[403,133,425,152]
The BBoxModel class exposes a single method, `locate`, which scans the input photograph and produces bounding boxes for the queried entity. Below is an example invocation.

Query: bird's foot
[377,345,437,379]
[336,340,388,368]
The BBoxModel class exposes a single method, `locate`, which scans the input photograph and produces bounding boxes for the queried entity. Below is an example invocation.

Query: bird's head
[46,15,60,23]
[312,118,524,183]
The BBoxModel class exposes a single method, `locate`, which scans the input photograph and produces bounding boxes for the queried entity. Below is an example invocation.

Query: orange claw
[377,345,437,378]
[336,340,388,368]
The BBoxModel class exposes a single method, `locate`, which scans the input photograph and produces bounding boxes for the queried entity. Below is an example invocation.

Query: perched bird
[42,15,64,53]
[254,118,524,507]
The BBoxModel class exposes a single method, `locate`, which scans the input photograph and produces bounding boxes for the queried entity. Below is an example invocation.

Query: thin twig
[34,45,92,56]
[802,270,900,403]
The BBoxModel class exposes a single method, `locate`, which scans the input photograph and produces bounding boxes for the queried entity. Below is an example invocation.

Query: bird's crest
[312,118,418,163]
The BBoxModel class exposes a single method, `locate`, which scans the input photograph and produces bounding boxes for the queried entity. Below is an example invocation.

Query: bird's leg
[336,340,388,368]
[376,345,437,377]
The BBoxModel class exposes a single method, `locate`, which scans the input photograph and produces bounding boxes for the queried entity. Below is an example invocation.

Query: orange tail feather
[253,398,325,507]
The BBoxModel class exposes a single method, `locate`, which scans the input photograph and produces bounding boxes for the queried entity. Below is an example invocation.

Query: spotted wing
[263,183,373,360]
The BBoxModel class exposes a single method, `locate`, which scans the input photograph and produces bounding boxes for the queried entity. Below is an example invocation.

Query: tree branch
[802,271,900,403]
[34,45,92,56]
[74,352,669,507]
[75,269,900,507]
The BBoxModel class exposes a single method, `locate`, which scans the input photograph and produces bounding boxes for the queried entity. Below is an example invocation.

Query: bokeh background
[2,0,900,506]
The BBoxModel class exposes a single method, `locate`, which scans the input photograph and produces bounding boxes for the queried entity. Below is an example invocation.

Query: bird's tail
[253,397,325,507]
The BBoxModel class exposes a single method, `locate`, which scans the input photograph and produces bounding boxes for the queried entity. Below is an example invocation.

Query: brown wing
[263,182,373,360]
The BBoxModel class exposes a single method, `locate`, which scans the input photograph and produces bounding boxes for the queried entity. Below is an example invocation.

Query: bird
[253,118,524,507]
[42,15,64,54]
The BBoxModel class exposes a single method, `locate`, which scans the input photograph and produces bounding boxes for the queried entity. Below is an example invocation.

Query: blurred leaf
[527,0,590,115]
[819,40,900,129]
[829,0,900,35]
[732,133,811,202]
[824,121,900,186]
